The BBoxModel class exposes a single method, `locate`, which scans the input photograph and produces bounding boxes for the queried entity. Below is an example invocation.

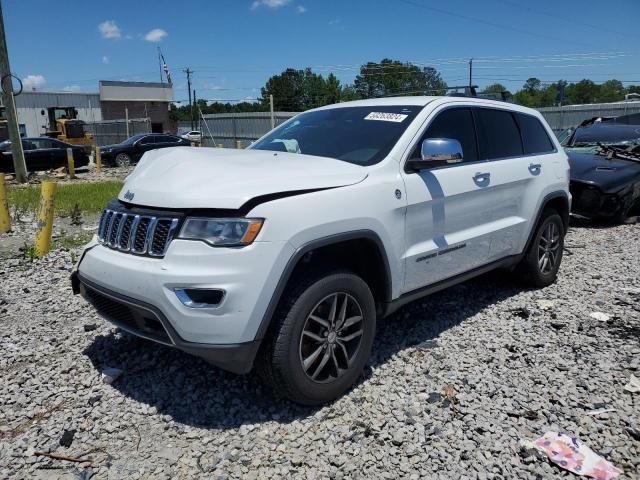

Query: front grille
[84,286,171,344]
[97,208,179,257]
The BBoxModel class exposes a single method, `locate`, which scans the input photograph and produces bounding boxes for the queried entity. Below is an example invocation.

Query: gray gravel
[0,222,638,479]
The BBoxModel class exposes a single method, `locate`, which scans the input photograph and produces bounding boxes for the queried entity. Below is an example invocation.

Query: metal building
[100,81,173,133]
[14,91,102,137]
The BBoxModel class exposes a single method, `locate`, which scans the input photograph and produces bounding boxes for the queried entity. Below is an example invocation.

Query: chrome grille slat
[97,208,179,258]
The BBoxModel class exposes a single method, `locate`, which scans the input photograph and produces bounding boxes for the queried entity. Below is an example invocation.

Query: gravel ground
[0,222,638,479]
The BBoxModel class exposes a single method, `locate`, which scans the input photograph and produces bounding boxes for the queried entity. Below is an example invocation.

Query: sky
[4,0,640,104]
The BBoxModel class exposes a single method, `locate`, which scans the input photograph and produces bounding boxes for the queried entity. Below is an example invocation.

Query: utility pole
[183,68,193,131]
[468,58,473,90]
[0,1,27,182]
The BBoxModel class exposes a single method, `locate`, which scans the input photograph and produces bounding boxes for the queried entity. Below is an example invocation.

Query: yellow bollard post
[35,181,57,257]
[235,140,242,149]
[95,146,102,174]
[66,148,76,179]
[0,173,11,233]
[217,144,224,148]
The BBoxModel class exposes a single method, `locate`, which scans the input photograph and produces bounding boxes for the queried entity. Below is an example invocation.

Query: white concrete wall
[17,107,102,137]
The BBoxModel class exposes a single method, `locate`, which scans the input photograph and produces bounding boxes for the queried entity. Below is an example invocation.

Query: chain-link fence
[85,118,152,146]
[178,112,298,148]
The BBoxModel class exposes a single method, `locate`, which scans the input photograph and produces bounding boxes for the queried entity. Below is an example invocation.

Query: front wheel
[516,209,565,287]
[258,271,376,405]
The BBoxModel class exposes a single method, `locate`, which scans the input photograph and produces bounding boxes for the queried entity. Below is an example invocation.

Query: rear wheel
[258,271,376,405]
[516,209,565,287]
[115,153,131,167]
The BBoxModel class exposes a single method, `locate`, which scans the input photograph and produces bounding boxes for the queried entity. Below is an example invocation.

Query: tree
[565,79,600,105]
[353,59,447,98]
[260,68,340,111]
[597,79,625,103]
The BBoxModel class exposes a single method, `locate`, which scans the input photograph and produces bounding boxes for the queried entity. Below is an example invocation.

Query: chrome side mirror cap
[406,138,464,172]
[421,138,463,163]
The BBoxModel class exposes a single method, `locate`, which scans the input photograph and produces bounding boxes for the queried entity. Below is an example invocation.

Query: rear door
[401,106,493,291]
[473,108,556,260]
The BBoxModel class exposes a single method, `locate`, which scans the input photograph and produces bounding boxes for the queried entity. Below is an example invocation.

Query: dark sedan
[100,134,191,166]
[0,137,89,173]
[564,114,640,223]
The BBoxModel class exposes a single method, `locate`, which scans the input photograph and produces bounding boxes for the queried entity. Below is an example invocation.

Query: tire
[115,153,131,167]
[517,208,565,288]
[258,271,376,406]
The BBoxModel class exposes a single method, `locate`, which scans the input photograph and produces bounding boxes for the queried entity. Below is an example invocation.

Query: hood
[118,147,368,209]
[568,150,640,192]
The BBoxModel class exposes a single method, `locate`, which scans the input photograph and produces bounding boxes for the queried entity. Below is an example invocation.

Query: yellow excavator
[42,107,93,148]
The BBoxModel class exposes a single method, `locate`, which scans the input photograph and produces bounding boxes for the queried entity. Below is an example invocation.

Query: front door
[401,106,494,292]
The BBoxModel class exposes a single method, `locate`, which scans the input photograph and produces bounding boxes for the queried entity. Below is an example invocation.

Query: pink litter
[533,432,621,480]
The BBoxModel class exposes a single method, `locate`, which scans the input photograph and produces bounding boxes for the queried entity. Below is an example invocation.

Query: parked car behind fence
[0,137,89,173]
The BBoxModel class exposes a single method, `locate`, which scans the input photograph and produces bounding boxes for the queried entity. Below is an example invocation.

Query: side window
[515,113,555,154]
[413,107,478,162]
[139,136,154,145]
[474,108,523,160]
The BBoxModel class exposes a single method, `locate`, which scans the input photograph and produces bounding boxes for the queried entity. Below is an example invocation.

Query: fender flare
[254,229,393,341]
[524,191,570,254]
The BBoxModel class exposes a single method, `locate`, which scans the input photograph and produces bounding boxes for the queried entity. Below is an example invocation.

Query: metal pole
[0,1,27,183]
[193,89,197,131]
[184,68,193,131]
[270,94,275,130]
[35,181,56,257]
[0,172,10,232]
[468,58,473,90]
[125,107,129,138]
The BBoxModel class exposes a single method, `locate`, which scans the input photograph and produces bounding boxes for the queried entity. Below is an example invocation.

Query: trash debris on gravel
[530,431,622,480]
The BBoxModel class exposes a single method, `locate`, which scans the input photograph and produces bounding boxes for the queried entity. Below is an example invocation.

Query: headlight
[178,218,264,246]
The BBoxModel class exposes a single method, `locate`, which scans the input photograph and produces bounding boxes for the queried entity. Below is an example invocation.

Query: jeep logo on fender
[123,190,135,201]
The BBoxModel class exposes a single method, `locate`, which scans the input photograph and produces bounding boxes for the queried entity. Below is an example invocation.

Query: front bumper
[569,181,626,219]
[73,238,294,373]
[72,272,259,374]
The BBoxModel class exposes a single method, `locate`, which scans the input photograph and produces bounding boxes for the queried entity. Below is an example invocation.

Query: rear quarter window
[474,108,523,160]
[516,113,555,154]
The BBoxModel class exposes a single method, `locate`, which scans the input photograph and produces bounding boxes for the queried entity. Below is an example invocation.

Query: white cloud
[62,85,81,93]
[22,74,46,91]
[98,20,121,39]
[102,55,110,64]
[144,28,167,42]
[251,0,291,9]
[296,5,306,13]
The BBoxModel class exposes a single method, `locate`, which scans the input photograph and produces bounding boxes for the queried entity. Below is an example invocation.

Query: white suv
[72,96,570,405]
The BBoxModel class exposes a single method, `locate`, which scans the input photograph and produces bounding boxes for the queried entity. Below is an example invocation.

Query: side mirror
[406,138,464,171]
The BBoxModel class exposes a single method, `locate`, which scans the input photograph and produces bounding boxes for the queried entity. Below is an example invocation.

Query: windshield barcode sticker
[364,112,408,123]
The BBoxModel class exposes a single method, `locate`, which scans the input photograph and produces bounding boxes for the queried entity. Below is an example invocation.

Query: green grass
[7,181,123,217]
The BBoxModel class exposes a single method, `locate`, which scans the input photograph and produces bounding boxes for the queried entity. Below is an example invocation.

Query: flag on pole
[160,52,172,84]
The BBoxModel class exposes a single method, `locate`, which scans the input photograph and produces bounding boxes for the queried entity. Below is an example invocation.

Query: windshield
[122,134,146,145]
[251,105,422,165]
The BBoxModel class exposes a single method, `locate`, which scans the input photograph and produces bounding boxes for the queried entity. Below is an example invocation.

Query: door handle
[473,172,490,186]
[528,163,542,175]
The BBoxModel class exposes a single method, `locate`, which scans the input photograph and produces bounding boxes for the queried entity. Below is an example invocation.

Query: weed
[7,181,122,218]
[20,243,37,262]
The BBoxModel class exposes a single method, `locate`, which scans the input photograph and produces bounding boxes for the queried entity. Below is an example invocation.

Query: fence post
[35,181,56,257]
[95,146,102,173]
[66,148,76,178]
[0,173,10,233]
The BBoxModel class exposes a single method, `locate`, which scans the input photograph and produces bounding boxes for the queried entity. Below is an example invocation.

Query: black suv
[100,134,191,166]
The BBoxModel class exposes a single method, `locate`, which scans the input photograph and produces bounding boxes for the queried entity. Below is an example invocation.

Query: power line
[395,0,601,48]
